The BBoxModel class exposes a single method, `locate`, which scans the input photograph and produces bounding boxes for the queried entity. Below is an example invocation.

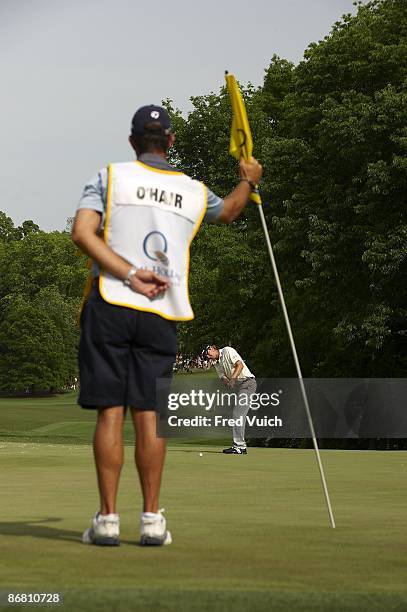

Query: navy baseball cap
[131,105,171,135]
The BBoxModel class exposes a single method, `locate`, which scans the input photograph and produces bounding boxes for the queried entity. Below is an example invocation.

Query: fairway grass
[1,441,407,611]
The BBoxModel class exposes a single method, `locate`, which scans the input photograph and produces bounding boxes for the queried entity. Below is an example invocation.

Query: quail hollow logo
[141,231,182,284]
[143,231,169,264]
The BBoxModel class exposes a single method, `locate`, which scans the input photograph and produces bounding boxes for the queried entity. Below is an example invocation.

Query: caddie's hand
[130,269,171,299]
[239,156,262,185]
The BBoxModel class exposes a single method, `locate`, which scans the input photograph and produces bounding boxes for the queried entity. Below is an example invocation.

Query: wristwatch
[123,266,137,287]
[240,178,256,191]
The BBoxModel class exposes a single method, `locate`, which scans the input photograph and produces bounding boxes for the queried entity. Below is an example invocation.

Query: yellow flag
[225,72,262,205]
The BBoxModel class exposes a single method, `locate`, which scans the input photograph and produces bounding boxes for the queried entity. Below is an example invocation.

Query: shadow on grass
[0,518,135,545]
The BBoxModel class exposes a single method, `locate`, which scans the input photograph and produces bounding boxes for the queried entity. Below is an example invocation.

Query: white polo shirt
[214,346,254,380]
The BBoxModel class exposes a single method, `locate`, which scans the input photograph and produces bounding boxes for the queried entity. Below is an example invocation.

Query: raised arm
[218,156,263,224]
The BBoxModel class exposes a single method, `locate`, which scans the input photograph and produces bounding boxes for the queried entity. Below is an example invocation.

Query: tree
[265,0,407,375]
[0,219,88,392]
[17,220,40,238]
[168,0,407,377]
[0,229,88,301]
[0,212,20,241]
[0,296,67,392]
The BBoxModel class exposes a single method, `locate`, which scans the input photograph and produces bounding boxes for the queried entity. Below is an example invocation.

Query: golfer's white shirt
[214,347,254,380]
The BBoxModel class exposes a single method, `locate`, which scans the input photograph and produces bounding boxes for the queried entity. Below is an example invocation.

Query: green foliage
[171,0,407,377]
[0,295,65,392]
[1,0,405,392]
[0,225,88,393]
[0,212,19,241]
[0,230,87,300]
[0,212,40,242]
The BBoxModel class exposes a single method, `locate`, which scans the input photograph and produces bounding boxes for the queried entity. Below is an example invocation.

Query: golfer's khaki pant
[232,378,257,449]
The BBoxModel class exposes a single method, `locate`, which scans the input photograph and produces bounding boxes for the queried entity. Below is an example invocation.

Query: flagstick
[256,202,336,529]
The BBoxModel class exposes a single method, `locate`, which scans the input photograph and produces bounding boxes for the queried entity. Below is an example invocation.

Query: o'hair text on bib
[132,185,183,208]
[101,161,207,320]
[113,179,205,223]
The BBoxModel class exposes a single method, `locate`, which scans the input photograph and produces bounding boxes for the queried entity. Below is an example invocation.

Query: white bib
[99,161,207,320]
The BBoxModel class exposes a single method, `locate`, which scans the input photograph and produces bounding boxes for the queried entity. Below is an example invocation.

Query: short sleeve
[225,347,242,365]
[77,168,108,215]
[203,186,224,223]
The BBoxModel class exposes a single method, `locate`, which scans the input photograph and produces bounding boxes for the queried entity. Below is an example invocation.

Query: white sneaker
[140,508,172,546]
[82,512,120,546]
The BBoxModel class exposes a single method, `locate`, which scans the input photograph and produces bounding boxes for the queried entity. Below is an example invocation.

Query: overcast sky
[1,0,357,231]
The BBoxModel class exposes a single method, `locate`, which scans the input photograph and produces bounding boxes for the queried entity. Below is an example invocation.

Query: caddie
[72,105,262,546]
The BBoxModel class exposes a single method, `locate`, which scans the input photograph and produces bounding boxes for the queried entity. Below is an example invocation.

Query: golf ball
[199,452,203,457]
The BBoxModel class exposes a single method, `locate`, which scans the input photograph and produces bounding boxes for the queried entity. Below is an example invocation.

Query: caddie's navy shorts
[78,281,177,411]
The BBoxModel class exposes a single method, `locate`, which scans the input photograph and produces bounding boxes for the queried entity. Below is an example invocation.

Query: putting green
[1,388,407,611]
[1,437,407,611]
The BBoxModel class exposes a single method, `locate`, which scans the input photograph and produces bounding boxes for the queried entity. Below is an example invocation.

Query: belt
[237,376,256,383]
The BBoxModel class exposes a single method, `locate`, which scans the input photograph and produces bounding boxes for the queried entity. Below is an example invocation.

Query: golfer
[72,105,262,546]
[205,344,256,454]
